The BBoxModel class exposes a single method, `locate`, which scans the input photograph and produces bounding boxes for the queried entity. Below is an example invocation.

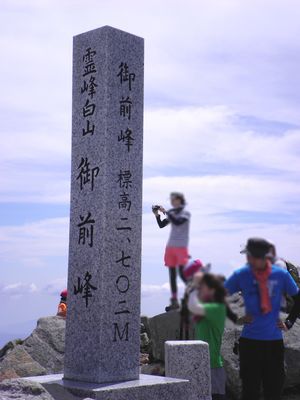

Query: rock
[221,328,243,400]
[0,346,47,382]
[0,339,23,359]
[140,332,150,353]
[226,293,245,320]
[140,322,147,334]
[0,316,65,382]
[147,310,196,361]
[23,317,65,374]
[0,378,53,400]
[0,368,19,382]
[141,362,165,376]
[139,353,149,365]
[141,316,151,337]
[147,311,180,361]
[283,318,300,388]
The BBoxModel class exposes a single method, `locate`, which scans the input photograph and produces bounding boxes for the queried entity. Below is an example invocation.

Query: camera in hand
[152,205,161,213]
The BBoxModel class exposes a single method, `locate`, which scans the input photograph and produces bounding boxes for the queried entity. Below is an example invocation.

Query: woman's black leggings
[169,266,187,295]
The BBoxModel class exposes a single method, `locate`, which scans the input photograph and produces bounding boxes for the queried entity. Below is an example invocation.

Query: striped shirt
[156,206,190,248]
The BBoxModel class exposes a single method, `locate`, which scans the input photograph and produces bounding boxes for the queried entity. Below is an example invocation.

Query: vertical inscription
[73,47,99,308]
[113,61,137,341]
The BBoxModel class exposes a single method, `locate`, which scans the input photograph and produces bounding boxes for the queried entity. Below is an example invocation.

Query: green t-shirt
[195,302,226,368]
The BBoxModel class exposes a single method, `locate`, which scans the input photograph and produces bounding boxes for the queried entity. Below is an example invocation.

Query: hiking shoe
[165,298,180,312]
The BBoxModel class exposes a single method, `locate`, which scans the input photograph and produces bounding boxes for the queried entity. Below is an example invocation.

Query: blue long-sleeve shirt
[225,264,298,340]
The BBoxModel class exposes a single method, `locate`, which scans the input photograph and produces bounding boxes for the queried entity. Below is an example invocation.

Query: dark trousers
[169,266,186,294]
[239,337,285,400]
[212,395,226,400]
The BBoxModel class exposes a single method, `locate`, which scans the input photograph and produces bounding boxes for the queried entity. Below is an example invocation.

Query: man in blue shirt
[225,238,300,400]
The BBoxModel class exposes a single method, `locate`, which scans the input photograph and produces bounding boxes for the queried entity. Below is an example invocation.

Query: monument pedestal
[23,340,212,399]
[24,374,190,400]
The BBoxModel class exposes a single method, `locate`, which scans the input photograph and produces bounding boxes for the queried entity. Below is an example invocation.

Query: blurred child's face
[171,196,182,208]
[199,282,215,302]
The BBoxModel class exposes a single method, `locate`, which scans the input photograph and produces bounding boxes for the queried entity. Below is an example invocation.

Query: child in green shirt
[188,273,227,400]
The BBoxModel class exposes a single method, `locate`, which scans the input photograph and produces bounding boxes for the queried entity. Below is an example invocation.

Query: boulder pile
[1,305,300,399]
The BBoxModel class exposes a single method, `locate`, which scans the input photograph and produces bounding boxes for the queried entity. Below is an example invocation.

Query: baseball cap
[240,238,273,259]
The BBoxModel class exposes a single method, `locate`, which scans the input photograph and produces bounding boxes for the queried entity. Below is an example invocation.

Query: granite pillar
[64,25,144,384]
[165,340,212,400]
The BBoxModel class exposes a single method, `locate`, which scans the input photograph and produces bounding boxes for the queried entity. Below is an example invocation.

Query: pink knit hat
[183,259,203,279]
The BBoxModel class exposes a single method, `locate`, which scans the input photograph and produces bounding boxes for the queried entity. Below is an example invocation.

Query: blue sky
[1,0,300,342]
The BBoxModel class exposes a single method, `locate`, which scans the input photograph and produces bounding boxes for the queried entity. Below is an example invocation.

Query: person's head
[60,289,68,302]
[241,238,273,270]
[198,273,226,303]
[170,192,186,208]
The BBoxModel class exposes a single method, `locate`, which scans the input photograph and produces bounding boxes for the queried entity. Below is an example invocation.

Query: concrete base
[23,374,190,400]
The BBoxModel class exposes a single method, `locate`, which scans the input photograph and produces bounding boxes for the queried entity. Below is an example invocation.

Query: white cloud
[43,278,67,296]
[1,171,300,279]
[1,106,299,205]
[141,282,184,297]
[141,282,170,297]
[143,174,300,215]
[0,282,38,297]
[144,107,300,173]
[0,278,67,298]
[0,0,300,123]
[0,217,69,266]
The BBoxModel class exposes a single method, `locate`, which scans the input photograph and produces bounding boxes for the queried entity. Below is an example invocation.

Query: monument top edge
[73,25,144,41]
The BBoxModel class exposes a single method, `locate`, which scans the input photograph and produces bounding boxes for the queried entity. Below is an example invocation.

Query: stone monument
[64,24,143,385]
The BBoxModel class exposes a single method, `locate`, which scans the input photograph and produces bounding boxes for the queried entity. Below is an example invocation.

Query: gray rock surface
[0,317,65,382]
[24,317,65,374]
[221,327,242,399]
[283,319,300,388]
[140,362,165,376]
[148,311,180,362]
[147,310,196,361]
[0,378,53,400]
